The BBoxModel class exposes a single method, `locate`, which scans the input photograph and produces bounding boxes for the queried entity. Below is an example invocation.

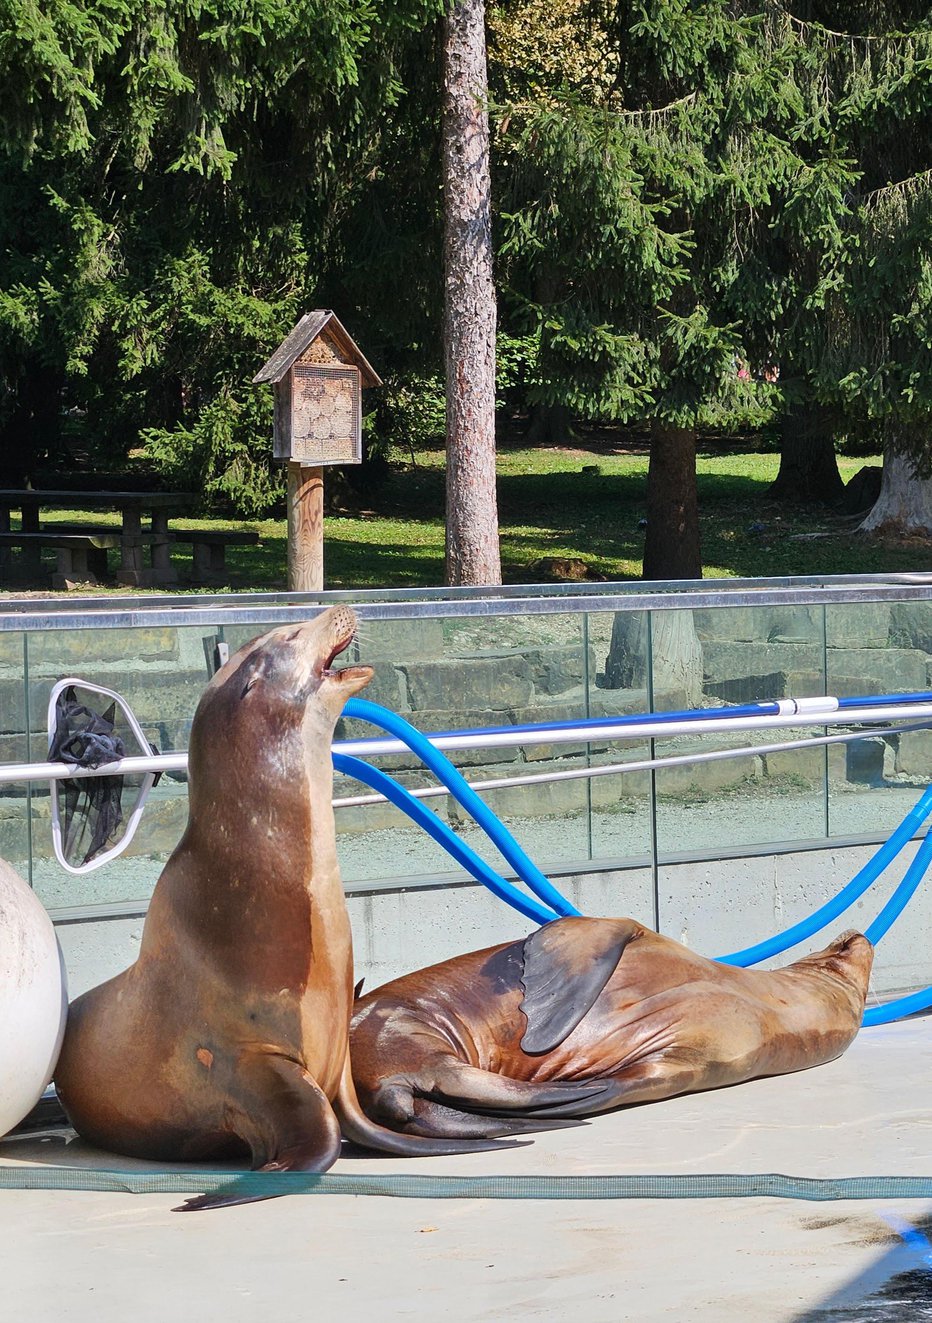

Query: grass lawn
[16,439,930,593]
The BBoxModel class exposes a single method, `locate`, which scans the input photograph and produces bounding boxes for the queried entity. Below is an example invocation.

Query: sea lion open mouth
[322,630,354,676]
[319,626,372,690]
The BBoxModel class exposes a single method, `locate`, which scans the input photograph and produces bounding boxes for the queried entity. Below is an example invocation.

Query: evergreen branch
[766,2,932,48]
[861,167,932,210]
[495,91,697,125]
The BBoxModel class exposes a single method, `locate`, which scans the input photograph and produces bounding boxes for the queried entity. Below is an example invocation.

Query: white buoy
[0,859,67,1137]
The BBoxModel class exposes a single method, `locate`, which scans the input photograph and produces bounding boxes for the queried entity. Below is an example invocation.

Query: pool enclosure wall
[2,575,931,1000]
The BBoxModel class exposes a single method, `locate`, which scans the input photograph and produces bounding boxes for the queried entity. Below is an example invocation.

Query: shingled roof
[252,310,382,388]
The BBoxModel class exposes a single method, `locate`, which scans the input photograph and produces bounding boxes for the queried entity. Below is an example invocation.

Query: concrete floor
[2,1018,932,1322]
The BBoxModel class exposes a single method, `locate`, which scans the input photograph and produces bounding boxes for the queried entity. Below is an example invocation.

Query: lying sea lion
[53,607,542,1211]
[350,917,873,1136]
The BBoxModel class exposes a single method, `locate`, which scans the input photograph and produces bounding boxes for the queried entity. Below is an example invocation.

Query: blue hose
[863,826,932,946]
[342,698,580,918]
[333,753,560,926]
[864,985,932,1026]
[717,784,932,967]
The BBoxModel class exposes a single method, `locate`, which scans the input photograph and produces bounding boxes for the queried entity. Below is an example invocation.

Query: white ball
[0,859,67,1137]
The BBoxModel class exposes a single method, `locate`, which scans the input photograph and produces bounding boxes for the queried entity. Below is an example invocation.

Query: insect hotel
[253,310,382,590]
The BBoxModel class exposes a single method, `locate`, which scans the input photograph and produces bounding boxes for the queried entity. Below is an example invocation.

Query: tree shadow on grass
[229,463,915,590]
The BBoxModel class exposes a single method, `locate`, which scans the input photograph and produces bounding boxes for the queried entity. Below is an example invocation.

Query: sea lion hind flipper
[175,1057,343,1212]
[401,1097,587,1139]
[336,1054,527,1156]
[367,1059,608,1133]
[520,917,643,1054]
[423,1058,611,1115]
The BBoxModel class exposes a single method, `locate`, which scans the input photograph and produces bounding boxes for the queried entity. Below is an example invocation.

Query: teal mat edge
[3,1167,932,1201]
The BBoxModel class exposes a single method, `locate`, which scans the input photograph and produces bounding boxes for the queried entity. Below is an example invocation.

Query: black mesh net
[48,686,159,868]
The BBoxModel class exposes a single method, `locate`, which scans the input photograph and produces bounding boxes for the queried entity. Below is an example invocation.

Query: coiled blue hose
[717,784,932,967]
[333,753,559,926]
[864,984,932,1026]
[863,824,932,947]
[342,698,580,919]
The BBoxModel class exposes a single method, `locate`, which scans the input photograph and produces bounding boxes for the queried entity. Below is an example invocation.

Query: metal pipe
[332,720,931,808]
[336,701,932,757]
[3,702,930,788]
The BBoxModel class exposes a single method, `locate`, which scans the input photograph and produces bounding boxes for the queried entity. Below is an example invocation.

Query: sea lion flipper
[520,917,642,1054]
[175,1057,343,1212]
[336,1054,528,1156]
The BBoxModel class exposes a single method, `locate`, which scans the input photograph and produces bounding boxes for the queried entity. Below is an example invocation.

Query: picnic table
[0,490,258,588]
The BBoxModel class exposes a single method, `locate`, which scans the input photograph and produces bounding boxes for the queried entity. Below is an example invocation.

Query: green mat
[4,1167,932,1201]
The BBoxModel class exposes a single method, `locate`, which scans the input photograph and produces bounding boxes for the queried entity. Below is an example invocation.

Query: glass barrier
[655,604,828,853]
[0,631,31,880]
[0,579,928,918]
[826,598,932,840]
[339,611,595,881]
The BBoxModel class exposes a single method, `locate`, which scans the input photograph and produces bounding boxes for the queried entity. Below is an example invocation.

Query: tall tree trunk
[642,422,702,580]
[768,401,844,504]
[442,0,501,586]
[860,444,932,535]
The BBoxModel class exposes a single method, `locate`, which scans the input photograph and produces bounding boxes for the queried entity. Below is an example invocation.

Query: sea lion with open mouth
[54,606,566,1210]
[350,917,873,1136]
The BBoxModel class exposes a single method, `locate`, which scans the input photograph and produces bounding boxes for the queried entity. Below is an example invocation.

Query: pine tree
[0,0,446,509]
[495,0,932,572]
[496,2,777,578]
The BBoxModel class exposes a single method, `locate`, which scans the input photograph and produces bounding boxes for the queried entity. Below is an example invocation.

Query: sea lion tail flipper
[364,1059,610,1133]
[421,1058,612,1116]
[175,1058,344,1212]
[399,1098,587,1138]
[520,917,642,1054]
[336,1055,527,1156]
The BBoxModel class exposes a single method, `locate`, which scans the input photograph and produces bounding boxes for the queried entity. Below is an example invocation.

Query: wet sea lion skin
[350,918,874,1137]
[53,607,528,1210]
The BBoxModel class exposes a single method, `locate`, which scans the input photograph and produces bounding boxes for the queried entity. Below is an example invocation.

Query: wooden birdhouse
[253,310,382,467]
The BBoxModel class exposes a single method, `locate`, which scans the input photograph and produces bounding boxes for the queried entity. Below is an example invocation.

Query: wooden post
[287,463,324,591]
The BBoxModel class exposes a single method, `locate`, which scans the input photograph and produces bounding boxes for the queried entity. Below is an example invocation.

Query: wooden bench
[0,531,122,588]
[168,529,260,584]
[0,525,260,589]
[0,489,197,587]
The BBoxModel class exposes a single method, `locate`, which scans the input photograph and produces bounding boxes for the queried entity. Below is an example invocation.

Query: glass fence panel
[656,604,827,853]
[694,602,826,705]
[653,729,827,854]
[584,608,653,865]
[337,612,593,881]
[27,624,221,911]
[826,598,932,839]
[0,631,31,878]
[336,755,595,891]
[586,753,653,866]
